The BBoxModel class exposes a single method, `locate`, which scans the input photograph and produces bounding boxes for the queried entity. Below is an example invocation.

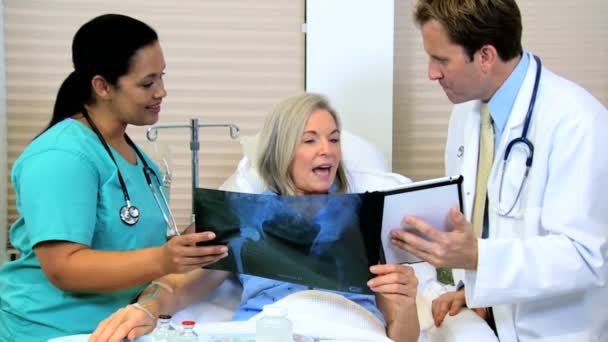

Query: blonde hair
[256,93,349,195]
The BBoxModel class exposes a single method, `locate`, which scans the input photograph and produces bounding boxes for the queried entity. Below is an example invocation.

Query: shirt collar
[488,52,530,135]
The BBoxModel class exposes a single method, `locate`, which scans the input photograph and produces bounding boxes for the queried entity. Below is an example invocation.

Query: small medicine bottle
[152,314,177,341]
[176,320,198,341]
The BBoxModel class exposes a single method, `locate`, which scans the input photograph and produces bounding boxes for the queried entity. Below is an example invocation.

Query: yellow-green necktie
[472,103,494,238]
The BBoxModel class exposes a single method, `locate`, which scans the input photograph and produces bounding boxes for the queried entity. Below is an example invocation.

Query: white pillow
[220,130,411,193]
[340,130,390,172]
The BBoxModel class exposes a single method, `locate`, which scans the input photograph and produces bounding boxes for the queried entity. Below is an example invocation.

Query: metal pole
[190,118,200,189]
[190,119,199,224]
[146,120,239,224]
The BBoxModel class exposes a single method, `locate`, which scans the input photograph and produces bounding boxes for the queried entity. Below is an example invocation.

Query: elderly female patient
[90,93,420,342]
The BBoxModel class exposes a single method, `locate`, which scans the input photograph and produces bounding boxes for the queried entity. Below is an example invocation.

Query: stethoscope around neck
[82,110,180,237]
[496,54,542,216]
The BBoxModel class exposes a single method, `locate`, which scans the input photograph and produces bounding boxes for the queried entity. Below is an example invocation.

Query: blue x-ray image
[193,188,382,294]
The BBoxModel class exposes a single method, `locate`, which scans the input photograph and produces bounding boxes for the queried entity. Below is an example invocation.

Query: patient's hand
[89,304,156,342]
[368,264,419,342]
[431,289,488,327]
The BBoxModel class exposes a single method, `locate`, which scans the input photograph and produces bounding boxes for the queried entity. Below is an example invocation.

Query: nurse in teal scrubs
[0,14,228,341]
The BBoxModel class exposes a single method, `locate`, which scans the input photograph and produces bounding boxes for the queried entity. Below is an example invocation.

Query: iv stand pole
[146,119,240,221]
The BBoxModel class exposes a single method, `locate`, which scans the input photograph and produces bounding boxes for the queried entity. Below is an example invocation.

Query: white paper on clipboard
[380,175,463,264]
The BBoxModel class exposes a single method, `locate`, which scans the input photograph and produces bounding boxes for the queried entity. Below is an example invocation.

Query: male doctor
[390,0,608,341]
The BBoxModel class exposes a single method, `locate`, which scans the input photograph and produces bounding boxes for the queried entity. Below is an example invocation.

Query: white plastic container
[255,305,293,342]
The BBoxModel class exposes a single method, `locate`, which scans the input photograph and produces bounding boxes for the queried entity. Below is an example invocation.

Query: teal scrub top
[0,119,168,341]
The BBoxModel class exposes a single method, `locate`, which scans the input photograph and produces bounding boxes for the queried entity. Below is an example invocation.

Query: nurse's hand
[88,304,155,342]
[432,289,488,327]
[390,208,478,270]
[160,230,229,274]
[368,264,420,342]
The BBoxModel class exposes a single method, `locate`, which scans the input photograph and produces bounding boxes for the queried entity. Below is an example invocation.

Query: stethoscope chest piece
[120,204,140,225]
[82,110,178,235]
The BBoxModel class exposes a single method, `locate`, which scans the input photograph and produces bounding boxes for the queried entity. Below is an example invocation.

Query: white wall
[306,0,394,167]
[0,2,8,264]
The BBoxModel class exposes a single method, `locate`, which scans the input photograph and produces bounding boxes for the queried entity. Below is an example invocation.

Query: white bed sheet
[165,263,497,342]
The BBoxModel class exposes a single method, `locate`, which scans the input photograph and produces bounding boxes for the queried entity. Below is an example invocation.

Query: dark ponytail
[40,14,158,135]
[49,71,90,129]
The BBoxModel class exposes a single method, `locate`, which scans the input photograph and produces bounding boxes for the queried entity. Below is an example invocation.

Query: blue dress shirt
[488,52,530,152]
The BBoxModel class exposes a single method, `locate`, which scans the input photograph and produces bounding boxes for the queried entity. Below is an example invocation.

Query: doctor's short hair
[256,93,349,196]
[413,0,523,62]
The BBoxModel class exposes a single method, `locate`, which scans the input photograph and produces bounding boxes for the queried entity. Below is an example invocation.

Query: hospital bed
[53,131,497,342]
[168,131,498,341]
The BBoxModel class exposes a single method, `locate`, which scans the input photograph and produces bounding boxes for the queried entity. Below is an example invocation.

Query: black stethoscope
[82,111,180,237]
[496,54,542,216]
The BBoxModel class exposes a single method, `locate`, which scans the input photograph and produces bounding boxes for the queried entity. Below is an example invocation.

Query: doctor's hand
[89,303,155,342]
[160,231,228,274]
[432,289,487,327]
[390,208,478,270]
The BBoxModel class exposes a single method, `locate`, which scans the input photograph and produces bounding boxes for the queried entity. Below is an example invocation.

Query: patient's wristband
[132,302,156,321]
[151,280,175,294]
[138,280,175,304]
[133,281,174,321]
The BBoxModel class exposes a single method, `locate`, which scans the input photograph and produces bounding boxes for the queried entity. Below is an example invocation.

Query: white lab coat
[446,53,608,342]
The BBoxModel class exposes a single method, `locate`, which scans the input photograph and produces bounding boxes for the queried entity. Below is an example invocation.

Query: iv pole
[146,118,240,222]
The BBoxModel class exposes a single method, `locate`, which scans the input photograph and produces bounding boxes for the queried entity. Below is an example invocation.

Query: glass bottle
[255,305,293,342]
[177,320,199,341]
[152,314,177,342]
